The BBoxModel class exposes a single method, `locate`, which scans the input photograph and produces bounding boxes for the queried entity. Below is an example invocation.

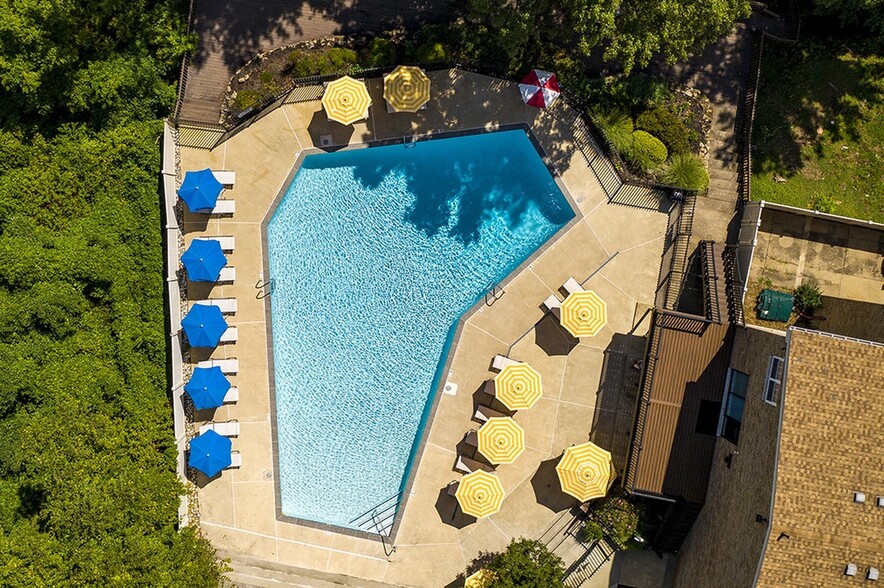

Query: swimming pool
[266,130,574,531]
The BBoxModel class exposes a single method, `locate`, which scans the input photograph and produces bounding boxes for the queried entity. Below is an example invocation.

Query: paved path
[180,0,455,123]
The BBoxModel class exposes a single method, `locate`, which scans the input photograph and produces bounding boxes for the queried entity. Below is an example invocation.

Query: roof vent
[845,563,858,576]
[854,491,866,504]
[869,567,880,581]
[877,496,884,508]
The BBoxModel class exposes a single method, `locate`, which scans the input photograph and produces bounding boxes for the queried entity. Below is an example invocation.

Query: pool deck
[177,70,669,586]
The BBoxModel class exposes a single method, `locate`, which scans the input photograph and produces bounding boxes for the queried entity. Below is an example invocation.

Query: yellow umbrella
[556,441,614,502]
[383,65,431,112]
[465,569,496,587]
[477,417,525,464]
[321,76,372,125]
[493,362,542,410]
[560,290,607,338]
[455,470,504,518]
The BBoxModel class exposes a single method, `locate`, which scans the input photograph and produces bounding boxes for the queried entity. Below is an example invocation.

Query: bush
[625,130,668,171]
[660,153,710,191]
[483,538,565,588]
[259,70,274,84]
[636,105,692,155]
[593,107,634,154]
[288,47,359,77]
[415,41,447,62]
[808,192,837,214]
[624,73,672,108]
[233,89,263,111]
[365,38,397,67]
[583,494,641,548]
[794,282,823,312]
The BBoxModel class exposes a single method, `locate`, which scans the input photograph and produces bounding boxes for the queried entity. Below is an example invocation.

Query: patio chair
[211,199,235,215]
[194,236,235,252]
[219,327,238,344]
[464,430,478,447]
[217,267,236,283]
[542,294,562,318]
[211,170,236,187]
[199,420,240,437]
[223,386,239,404]
[446,481,459,496]
[474,404,507,423]
[454,454,494,474]
[491,354,519,372]
[229,450,242,469]
[196,358,239,374]
[194,298,237,314]
[482,380,496,395]
[562,277,584,296]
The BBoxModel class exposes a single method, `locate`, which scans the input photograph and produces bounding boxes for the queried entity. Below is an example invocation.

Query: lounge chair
[196,358,239,374]
[217,267,236,283]
[229,450,242,468]
[491,354,519,372]
[219,327,238,344]
[194,298,237,314]
[483,380,496,395]
[464,430,478,447]
[223,386,239,403]
[199,420,240,437]
[194,236,235,252]
[211,200,235,215]
[446,481,459,496]
[562,277,584,296]
[542,294,562,318]
[454,454,494,474]
[474,404,506,423]
[211,170,236,187]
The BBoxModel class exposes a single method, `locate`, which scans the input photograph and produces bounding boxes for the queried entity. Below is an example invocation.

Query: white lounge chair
[196,358,239,374]
[562,277,584,296]
[211,200,235,215]
[194,298,237,314]
[454,455,494,474]
[194,236,235,252]
[229,450,242,468]
[211,170,236,187]
[199,420,240,437]
[542,294,562,318]
[219,327,238,343]
[474,404,507,423]
[217,267,236,283]
[491,354,519,372]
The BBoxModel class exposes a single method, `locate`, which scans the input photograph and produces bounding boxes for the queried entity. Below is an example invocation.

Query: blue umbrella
[185,367,231,410]
[188,429,232,477]
[181,239,228,282]
[181,304,228,348]
[178,169,224,212]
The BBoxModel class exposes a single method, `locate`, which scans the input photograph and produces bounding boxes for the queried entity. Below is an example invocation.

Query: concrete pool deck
[176,69,669,586]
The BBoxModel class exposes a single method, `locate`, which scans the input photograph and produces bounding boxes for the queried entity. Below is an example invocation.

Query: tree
[481,538,566,588]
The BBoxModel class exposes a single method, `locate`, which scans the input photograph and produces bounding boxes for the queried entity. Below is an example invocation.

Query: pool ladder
[403,133,417,148]
[348,491,401,555]
[485,282,505,306]
[255,277,274,299]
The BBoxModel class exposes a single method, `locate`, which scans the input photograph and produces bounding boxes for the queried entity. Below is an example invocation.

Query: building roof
[757,329,884,586]
[626,311,733,504]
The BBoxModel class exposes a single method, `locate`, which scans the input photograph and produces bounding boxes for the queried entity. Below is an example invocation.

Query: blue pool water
[266,130,574,530]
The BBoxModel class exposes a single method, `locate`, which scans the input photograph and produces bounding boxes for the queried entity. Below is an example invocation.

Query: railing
[563,539,617,588]
[699,240,726,324]
[347,491,402,537]
[171,0,198,122]
[661,191,696,310]
[624,310,662,491]
[723,245,746,326]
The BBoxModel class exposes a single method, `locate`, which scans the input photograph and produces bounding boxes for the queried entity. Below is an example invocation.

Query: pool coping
[259,123,581,543]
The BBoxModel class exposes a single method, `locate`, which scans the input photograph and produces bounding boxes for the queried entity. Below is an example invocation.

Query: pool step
[348,491,403,537]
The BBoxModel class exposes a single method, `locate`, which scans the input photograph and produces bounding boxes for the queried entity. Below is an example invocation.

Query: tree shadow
[534,312,579,356]
[434,483,477,529]
[530,457,577,513]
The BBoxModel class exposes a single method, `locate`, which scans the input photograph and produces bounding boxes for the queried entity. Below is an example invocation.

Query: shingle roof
[757,329,884,586]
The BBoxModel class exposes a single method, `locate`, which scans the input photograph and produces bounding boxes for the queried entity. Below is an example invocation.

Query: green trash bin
[757,289,794,321]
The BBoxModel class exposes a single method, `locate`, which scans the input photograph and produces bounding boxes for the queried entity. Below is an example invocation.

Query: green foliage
[593,107,634,154]
[625,130,668,171]
[661,153,710,191]
[794,282,824,312]
[234,89,263,111]
[583,493,641,548]
[260,70,275,84]
[483,538,565,588]
[812,0,884,39]
[636,105,692,154]
[365,38,397,67]
[415,42,448,62]
[809,192,838,213]
[0,0,222,583]
[287,48,359,77]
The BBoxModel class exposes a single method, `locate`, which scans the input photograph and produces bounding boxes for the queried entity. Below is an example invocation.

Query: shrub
[660,153,710,191]
[636,105,692,155]
[624,73,672,109]
[259,70,274,84]
[808,192,837,214]
[415,41,447,62]
[625,130,668,171]
[593,107,634,154]
[233,89,262,111]
[583,494,641,548]
[483,538,565,588]
[794,282,823,312]
[365,38,397,67]
[288,47,358,77]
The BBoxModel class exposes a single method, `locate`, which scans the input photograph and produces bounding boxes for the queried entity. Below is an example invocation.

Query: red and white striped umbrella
[519,69,560,108]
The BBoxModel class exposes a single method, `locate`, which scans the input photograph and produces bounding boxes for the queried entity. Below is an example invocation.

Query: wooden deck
[178,0,455,123]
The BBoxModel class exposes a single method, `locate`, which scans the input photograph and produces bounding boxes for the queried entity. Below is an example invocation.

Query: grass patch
[751,44,884,222]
